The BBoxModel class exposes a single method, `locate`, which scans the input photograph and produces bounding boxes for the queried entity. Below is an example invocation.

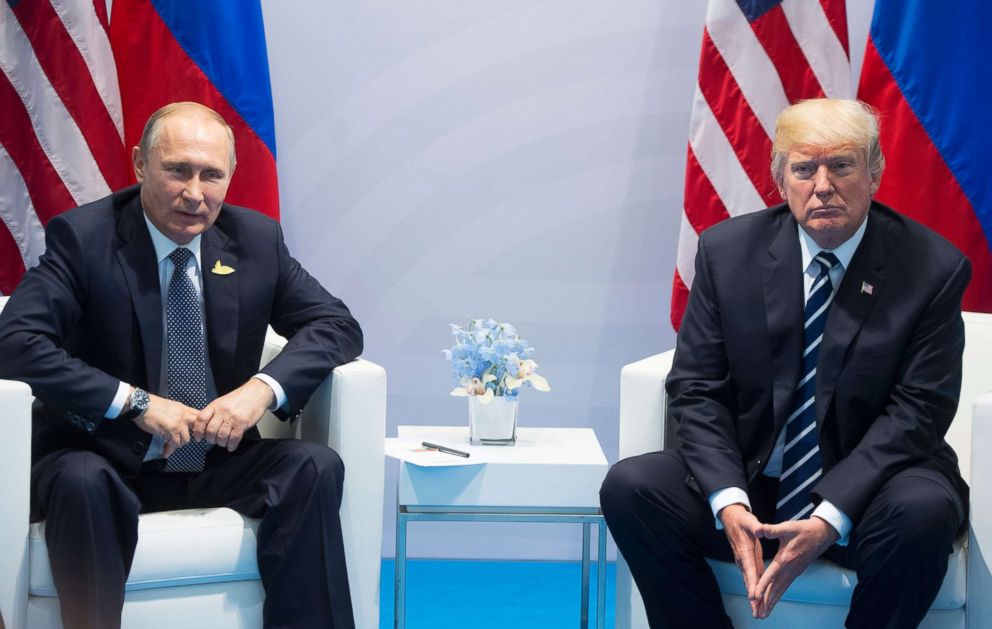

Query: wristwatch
[120,387,150,421]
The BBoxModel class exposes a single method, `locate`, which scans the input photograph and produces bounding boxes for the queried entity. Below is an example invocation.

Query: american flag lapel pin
[861,281,874,295]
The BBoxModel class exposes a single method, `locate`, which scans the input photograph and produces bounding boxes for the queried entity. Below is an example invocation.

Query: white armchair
[616,312,992,629]
[0,315,387,629]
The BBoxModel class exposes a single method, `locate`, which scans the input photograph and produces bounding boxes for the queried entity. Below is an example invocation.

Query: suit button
[85,421,95,432]
[132,442,147,455]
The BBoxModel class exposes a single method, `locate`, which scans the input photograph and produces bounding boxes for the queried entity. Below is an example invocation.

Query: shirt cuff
[708,487,751,530]
[253,373,287,411]
[812,500,853,546]
[105,381,130,419]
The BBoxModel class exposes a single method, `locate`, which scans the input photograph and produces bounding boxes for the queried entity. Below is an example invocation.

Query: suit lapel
[762,214,805,431]
[816,212,889,425]
[116,197,164,392]
[201,222,239,396]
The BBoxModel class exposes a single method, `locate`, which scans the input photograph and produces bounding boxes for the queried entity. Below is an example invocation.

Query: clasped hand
[719,504,839,619]
[131,379,275,457]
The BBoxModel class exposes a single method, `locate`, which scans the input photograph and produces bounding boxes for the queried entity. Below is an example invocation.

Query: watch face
[131,388,150,412]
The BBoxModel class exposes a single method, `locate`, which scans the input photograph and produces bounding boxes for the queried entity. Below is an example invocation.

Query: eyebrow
[790,153,856,164]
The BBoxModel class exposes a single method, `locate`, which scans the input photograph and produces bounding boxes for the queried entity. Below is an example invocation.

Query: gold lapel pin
[211,260,235,275]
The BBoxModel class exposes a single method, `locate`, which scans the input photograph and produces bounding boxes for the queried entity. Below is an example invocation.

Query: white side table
[393,426,609,629]
[391,426,609,629]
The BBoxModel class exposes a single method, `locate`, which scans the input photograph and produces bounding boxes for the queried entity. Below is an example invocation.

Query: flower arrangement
[443,318,550,404]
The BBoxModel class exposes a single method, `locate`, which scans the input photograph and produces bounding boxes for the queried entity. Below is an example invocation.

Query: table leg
[597,518,607,629]
[581,522,591,629]
[395,509,407,629]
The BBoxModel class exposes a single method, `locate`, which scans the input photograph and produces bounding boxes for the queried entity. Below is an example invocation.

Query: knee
[287,442,345,487]
[44,450,119,500]
[600,456,668,524]
[860,486,960,560]
[888,495,958,550]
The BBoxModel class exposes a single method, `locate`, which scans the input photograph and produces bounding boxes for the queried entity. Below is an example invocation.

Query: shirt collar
[143,212,202,269]
[797,214,868,274]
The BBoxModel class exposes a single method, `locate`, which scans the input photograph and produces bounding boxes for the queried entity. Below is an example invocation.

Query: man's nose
[813,166,834,197]
[183,177,204,203]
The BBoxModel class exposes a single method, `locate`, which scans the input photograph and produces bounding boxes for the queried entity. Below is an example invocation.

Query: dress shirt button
[132,442,147,455]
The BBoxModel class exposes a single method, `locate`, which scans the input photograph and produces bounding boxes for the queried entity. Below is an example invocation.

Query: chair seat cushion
[707,538,967,610]
[29,508,261,596]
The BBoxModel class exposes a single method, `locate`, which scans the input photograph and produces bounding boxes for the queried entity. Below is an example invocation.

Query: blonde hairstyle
[770,99,884,187]
[137,102,237,171]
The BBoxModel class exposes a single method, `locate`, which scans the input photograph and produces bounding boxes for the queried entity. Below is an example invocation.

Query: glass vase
[468,395,518,445]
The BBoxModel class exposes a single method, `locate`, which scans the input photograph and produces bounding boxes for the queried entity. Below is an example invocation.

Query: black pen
[422,441,471,458]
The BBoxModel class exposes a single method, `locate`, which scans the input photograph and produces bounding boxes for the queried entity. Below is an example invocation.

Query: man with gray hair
[0,102,363,629]
[601,98,969,628]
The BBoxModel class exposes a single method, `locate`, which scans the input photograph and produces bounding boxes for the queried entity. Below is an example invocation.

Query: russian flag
[109,0,280,220]
[858,0,992,311]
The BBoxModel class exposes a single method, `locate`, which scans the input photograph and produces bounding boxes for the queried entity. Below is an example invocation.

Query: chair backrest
[949,312,992,484]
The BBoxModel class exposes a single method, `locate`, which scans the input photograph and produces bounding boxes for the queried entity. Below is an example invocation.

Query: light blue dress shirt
[104,214,287,461]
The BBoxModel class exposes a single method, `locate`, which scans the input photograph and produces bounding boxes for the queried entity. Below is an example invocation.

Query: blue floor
[380,559,616,628]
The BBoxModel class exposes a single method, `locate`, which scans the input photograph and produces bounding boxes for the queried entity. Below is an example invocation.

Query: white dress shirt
[707,216,869,544]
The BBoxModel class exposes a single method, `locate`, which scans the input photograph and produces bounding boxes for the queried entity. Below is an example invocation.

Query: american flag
[671,0,851,331]
[0,0,128,295]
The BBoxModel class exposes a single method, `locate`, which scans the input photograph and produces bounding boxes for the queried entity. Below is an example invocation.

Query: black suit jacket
[667,201,969,525]
[0,185,363,476]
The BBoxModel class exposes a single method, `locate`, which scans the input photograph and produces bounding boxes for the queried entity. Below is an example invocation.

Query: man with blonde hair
[0,102,363,629]
[601,98,969,628]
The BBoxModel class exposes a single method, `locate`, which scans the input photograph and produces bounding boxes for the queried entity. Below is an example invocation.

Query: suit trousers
[600,450,964,629]
[31,438,355,629]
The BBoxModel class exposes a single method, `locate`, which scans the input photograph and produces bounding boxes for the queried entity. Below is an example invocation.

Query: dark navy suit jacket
[667,201,970,525]
[0,185,363,477]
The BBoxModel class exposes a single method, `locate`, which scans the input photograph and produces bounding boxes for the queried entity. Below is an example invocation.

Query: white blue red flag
[110,0,280,220]
[0,0,279,295]
[858,0,992,312]
[671,0,851,331]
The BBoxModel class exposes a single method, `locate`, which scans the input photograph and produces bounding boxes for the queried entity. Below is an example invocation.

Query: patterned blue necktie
[775,251,840,522]
[162,247,209,473]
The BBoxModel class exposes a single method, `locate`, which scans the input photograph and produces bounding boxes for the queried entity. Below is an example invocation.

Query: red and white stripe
[671,0,851,330]
[0,0,126,294]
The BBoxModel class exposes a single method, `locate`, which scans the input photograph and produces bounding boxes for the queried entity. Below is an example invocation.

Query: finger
[766,581,787,617]
[753,535,765,580]
[177,424,191,447]
[215,421,233,449]
[736,538,760,598]
[194,406,214,441]
[163,440,176,458]
[203,413,227,444]
[226,426,245,452]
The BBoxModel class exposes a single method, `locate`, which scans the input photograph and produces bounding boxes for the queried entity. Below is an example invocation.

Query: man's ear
[132,146,146,183]
[869,173,881,196]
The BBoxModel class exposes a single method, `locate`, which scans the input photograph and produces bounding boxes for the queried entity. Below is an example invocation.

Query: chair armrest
[0,379,33,629]
[258,328,386,629]
[619,350,675,459]
[968,392,992,627]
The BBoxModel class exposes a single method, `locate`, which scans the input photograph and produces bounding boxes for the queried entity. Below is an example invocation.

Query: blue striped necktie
[162,247,209,473]
[775,251,840,522]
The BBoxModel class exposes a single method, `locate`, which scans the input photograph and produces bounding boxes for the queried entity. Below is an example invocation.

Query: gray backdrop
[259,0,875,561]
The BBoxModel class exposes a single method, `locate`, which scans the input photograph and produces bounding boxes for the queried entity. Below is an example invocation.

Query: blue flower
[444,319,550,398]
